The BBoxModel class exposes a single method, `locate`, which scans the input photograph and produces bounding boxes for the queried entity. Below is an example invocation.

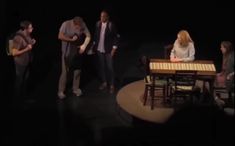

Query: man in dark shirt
[93,10,119,93]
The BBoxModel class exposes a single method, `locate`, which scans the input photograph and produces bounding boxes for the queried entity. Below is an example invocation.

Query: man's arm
[58,22,77,42]
[111,23,119,56]
[111,22,118,49]
[58,32,78,42]
[79,26,91,54]
[12,36,32,56]
[93,21,99,45]
[12,45,32,56]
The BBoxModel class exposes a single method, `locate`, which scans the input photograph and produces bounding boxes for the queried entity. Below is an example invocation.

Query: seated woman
[170,30,195,62]
[215,41,234,88]
[215,41,234,108]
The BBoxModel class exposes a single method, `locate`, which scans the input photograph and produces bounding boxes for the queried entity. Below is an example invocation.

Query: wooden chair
[214,74,234,108]
[141,56,167,110]
[163,44,173,99]
[164,44,173,59]
[170,70,197,105]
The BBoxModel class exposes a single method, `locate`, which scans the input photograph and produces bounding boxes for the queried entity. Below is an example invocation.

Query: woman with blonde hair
[170,30,195,62]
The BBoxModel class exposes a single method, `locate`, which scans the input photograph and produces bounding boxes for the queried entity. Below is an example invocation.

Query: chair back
[174,70,197,90]
[164,44,173,59]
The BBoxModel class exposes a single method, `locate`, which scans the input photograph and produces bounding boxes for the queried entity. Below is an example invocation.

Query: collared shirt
[97,22,107,53]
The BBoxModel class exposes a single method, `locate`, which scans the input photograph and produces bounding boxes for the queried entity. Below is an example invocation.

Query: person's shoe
[99,82,107,90]
[58,92,66,99]
[109,85,115,94]
[73,89,82,97]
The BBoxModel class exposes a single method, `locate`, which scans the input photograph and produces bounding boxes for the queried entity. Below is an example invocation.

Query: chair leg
[143,86,148,105]
[166,79,169,97]
[163,86,166,104]
[190,92,194,104]
[202,81,206,94]
[172,91,177,106]
[167,85,170,98]
[169,87,174,106]
[151,86,154,110]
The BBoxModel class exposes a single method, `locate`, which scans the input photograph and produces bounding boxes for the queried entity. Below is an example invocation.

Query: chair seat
[145,75,167,86]
[172,85,193,91]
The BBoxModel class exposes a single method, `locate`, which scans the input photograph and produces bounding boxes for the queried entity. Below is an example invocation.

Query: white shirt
[170,40,195,62]
[97,22,107,53]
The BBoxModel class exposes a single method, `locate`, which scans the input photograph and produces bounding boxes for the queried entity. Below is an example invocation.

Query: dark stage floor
[1,36,234,146]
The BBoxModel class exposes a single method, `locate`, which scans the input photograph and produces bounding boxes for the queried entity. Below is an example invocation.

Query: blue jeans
[97,52,114,86]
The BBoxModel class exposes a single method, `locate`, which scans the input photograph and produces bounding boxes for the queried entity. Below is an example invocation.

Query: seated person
[215,41,234,88]
[215,41,234,108]
[170,30,195,62]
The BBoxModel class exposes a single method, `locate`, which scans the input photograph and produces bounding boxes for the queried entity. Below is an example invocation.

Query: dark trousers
[97,52,114,86]
[14,63,29,98]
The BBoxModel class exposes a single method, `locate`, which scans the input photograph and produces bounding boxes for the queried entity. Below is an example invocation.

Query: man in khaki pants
[58,17,91,99]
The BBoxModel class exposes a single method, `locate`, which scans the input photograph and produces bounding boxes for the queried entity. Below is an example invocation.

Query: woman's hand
[226,72,234,80]
[170,57,182,62]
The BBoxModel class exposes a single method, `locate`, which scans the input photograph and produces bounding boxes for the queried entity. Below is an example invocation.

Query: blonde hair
[177,30,193,47]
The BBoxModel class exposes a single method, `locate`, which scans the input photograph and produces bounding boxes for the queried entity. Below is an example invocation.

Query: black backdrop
[2,0,234,41]
[0,0,234,97]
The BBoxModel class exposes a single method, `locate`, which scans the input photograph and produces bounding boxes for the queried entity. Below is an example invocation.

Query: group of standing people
[57,10,119,99]
[11,10,119,100]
